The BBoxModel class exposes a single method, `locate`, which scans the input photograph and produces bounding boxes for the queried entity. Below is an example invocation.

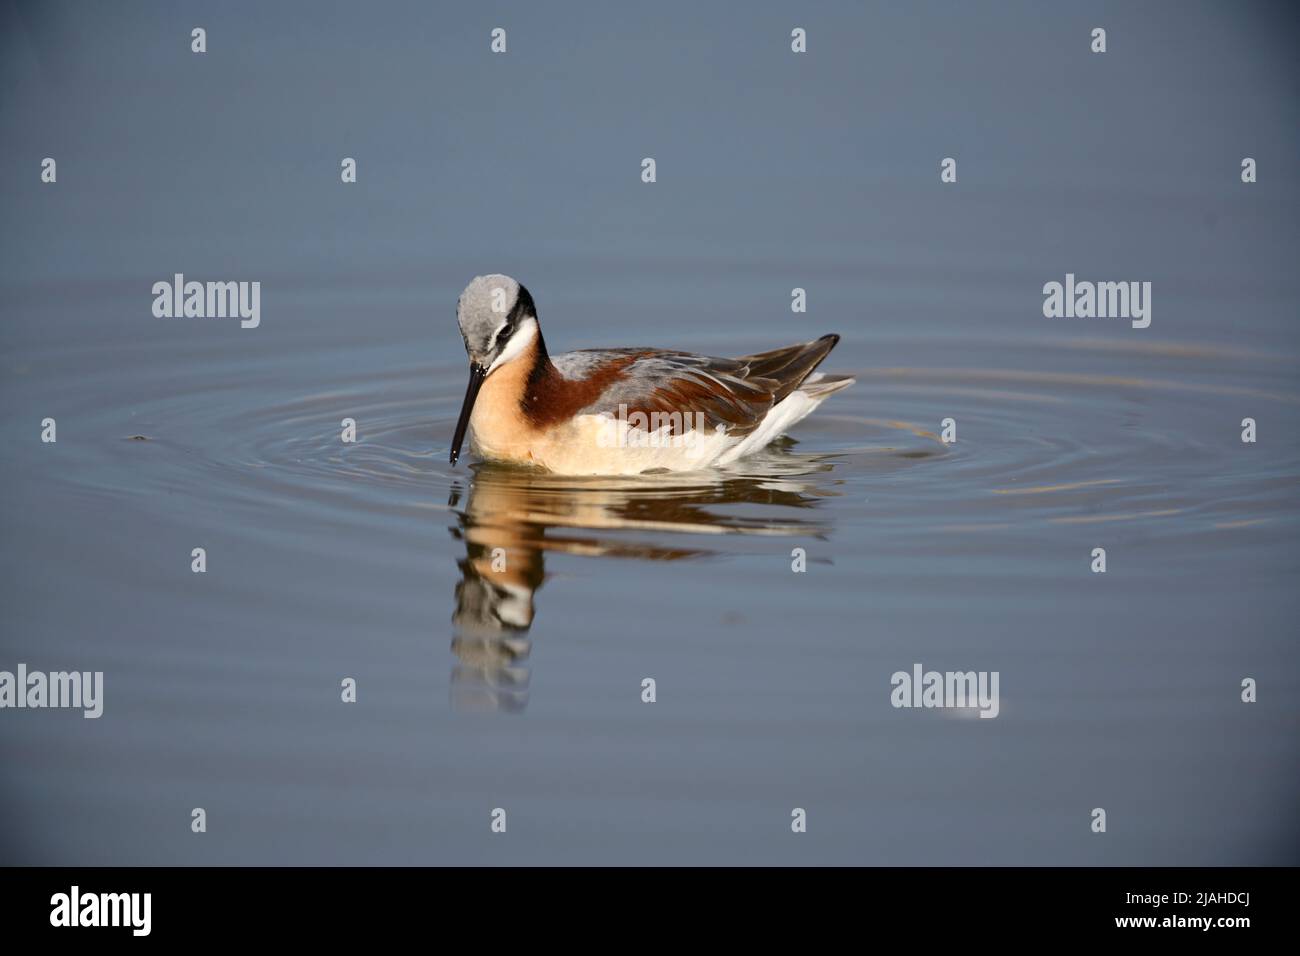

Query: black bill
[450,362,487,465]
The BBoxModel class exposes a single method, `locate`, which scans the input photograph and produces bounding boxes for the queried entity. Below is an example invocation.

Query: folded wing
[554,335,842,438]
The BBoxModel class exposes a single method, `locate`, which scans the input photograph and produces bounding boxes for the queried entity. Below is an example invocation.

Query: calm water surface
[3,263,1297,865]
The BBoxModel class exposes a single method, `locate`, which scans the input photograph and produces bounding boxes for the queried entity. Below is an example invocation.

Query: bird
[449,274,854,475]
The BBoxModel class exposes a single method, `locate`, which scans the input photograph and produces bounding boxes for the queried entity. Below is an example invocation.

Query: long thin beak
[450,362,487,465]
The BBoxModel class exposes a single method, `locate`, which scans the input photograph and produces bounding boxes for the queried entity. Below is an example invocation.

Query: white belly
[472,391,824,476]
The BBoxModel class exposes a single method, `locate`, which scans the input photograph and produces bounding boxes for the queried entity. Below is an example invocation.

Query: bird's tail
[798,372,855,398]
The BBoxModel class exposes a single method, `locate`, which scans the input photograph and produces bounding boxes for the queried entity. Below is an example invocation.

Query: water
[2,1,1298,865]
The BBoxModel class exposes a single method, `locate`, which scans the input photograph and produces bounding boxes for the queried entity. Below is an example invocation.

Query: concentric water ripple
[40,332,1300,554]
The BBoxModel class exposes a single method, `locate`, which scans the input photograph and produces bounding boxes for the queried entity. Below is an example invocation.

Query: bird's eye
[497,323,513,343]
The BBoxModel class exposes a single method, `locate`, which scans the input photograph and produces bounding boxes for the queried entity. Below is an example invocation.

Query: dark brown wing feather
[555,334,841,438]
[735,334,840,404]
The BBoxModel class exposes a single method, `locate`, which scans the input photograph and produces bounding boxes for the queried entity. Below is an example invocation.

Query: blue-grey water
[1,1,1297,865]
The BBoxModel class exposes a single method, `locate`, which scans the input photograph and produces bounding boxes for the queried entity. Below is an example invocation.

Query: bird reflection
[447,446,839,713]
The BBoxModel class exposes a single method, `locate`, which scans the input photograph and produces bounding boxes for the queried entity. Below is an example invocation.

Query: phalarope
[449,274,854,475]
